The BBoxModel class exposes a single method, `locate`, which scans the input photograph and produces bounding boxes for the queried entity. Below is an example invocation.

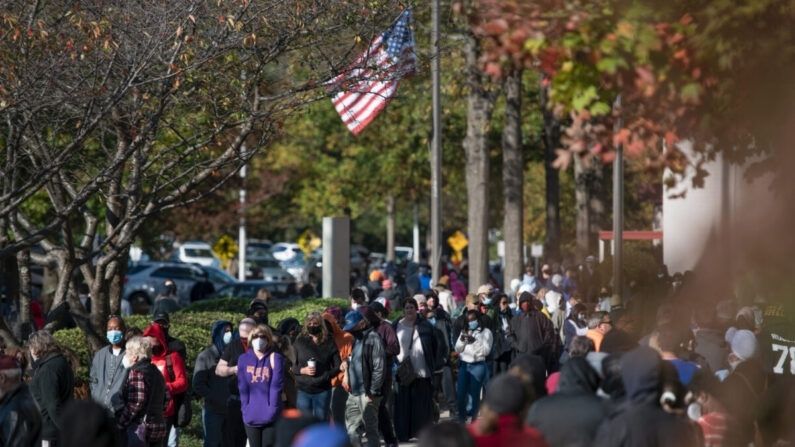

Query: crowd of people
[0,256,793,447]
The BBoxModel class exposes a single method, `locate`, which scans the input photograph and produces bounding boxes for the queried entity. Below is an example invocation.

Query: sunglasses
[251,334,267,340]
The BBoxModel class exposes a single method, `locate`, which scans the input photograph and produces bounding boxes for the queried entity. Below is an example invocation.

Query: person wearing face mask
[562,303,589,356]
[494,294,515,375]
[292,312,341,421]
[343,309,386,447]
[248,300,270,327]
[193,320,233,447]
[116,336,168,447]
[90,316,128,417]
[393,298,444,442]
[455,309,494,423]
[142,322,188,443]
[215,317,255,447]
[237,325,285,447]
[0,355,41,446]
[28,330,74,446]
[509,292,560,373]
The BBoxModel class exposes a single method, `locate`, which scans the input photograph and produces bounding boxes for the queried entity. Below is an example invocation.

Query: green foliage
[53,297,349,445]
[53,298,349,381]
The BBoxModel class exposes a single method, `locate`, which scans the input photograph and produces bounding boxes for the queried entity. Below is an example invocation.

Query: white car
[172,242,220,268]
[271,242,302,262]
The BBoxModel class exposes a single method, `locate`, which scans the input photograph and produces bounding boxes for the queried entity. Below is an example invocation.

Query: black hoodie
[526,357,605,447]
[594,346,702,447]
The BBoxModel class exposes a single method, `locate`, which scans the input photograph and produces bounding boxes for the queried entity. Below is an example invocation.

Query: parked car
[395,246,414,263]
[123,262,206,314]
[271,242,302,261]
[171,241,220,268]
[280,253,307,282]
[198,265,237,291]
[246,255,295,287]
[247,239,273,255]
[212,280,296,300]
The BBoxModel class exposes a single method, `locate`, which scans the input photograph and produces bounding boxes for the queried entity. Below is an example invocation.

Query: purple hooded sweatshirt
[237,348,285,427]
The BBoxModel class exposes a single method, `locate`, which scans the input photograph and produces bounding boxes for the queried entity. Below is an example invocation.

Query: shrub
[53,296,348,446]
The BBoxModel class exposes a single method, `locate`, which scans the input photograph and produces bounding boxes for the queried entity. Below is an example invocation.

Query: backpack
[165,354,192,428]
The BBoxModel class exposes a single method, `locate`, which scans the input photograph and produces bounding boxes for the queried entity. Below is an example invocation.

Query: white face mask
[252,338,266,352]
[223,332,232,345]
[122,356,134,369]
[687,402,702,421]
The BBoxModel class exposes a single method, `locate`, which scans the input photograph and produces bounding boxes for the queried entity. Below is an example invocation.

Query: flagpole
[430,0,443,285]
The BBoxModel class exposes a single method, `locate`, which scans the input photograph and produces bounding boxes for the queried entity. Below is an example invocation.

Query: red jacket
[469,414,549,447]
[143,324,188,417]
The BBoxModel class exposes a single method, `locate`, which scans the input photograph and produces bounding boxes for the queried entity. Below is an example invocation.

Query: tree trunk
[386,195,396,262]
[541,84,561,261]
[502,69,524,286]
[574,155,591,260]
[15,249,31,343]
[463,34,495,292]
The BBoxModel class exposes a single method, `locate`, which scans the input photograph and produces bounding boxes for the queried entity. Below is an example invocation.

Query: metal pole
[412,202,421,263]
[430,0,442,284]
[612,95,624,306]
[237,146,247,282]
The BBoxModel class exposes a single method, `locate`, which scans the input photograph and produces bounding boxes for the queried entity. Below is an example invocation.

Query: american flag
[329,10,416,135]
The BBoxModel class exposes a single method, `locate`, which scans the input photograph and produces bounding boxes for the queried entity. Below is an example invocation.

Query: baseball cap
[343,310,364,332]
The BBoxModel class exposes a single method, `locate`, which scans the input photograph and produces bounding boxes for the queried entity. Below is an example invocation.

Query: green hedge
[53,297,348,446]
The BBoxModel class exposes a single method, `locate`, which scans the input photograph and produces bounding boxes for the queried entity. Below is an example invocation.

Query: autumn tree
[0,0,404,348]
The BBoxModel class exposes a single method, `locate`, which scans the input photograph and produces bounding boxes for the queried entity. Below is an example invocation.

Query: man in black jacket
[28,330,74,445]
[193,320,233,447]
[527,357,605,446]
[344,309,386,447]
[509,292,560,372]
[0,355,41,446]
[594,346,702,447]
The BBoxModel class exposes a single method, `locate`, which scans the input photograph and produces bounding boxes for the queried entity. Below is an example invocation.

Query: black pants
[394,377,434,442]
[226,399,248,447]
[495,350,513,375]
[377,375,398,445]
[244,423,275,447]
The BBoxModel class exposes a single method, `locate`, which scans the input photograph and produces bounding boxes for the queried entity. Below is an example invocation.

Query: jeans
[457,361,488,422]
[296,389,332,421]
[345,394,382,447]
[202,408,224,447]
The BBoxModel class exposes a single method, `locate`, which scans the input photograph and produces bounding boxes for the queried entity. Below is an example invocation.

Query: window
[152,266,194,280]
[184,248,214,258]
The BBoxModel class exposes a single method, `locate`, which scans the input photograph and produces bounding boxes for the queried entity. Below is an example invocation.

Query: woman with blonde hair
[237,324,285,447]
[117,336,168,447]
[292,312,341,421]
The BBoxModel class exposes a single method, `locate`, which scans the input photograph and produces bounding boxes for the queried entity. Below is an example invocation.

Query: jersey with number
[761,306,795,378]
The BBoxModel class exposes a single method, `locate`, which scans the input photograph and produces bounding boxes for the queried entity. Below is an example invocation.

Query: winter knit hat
[729,329,758,361]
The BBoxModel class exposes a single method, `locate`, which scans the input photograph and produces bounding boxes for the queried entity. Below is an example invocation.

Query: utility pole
[237,145,247,282]
[612,95,624,305]
[430,0,442,284]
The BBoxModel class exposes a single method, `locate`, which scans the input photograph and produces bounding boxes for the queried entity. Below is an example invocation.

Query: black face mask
[307,325,321,335]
